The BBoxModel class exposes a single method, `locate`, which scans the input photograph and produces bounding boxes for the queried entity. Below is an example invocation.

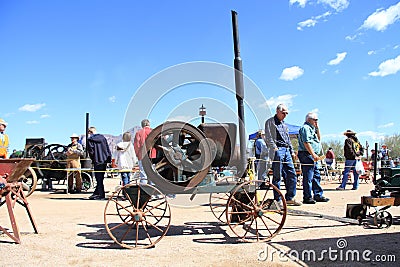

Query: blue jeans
[120,172,130,186]
[340,159,359,189]
[138,160,148,184]
[257,154,268,181]
[298,151,324,200]
[272,147,297,201]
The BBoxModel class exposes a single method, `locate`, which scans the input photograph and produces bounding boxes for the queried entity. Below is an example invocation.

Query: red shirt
[134,126,156,160]
[326,150,335,159]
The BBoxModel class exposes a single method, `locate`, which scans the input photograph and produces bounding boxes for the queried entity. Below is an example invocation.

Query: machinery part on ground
[65,171,92,192]
[345,203,367,225]
[373,210,393,228]
[81,172,92,191]
[142,121,215,193]
[19,166,38,197]
[226,180,287,242]
[104,183,171,249]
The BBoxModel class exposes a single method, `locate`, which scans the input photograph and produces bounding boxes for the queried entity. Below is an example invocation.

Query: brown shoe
[286,199,302,206]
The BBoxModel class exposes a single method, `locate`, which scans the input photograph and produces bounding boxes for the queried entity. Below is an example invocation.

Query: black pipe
[231,10,247,175]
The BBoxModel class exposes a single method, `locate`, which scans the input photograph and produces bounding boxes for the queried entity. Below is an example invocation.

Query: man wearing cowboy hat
[0,118,9,159]
[336,129,364,190]
[65,133,84,193]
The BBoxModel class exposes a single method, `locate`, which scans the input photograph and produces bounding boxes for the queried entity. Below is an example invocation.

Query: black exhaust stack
[231,10,247,175]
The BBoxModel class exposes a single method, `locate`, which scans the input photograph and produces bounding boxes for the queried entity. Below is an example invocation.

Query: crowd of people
[1,108,397,203]
[254,103,397,206]
[258,104,329,206]
[0,117,153,201]
[85,120,153,200]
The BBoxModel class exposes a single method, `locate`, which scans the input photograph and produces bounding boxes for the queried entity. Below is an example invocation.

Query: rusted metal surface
[0,159,38,244]
[198,123,237,167]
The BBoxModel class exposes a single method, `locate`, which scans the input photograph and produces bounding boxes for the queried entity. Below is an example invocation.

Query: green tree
[382,133,400,159]
[322,140,344,161]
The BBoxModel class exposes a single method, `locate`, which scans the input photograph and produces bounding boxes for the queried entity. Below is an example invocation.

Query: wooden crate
[361,196,395,207]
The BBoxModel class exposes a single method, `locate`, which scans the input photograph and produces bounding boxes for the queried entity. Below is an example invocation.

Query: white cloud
[357,131,386,141]
[368,55,400,77]
[280,66,304,81]
[318,0,349,12]
[378,122,394,129]
[19,103,46,112]
[361,2,400,31]
[297,11,331,30]
[327,52,347,65]
[295,1,347,30]
[345,32,365,41]
[26,120,39,124]
[394,44,400,50]
[290,0,308,8]
[367,50,376,56]
[345,35,356,41]
[323,130,386,141]
[297,19,317,30]
[290,0,349,11]
[108,96,116,103]
[265,94,297,112]
[40,114,50,118]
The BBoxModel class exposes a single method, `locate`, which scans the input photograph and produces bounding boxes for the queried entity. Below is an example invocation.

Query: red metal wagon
[0,158,38,244]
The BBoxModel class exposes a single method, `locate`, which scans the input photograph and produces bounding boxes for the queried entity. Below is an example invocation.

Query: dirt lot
[1,177,399,267]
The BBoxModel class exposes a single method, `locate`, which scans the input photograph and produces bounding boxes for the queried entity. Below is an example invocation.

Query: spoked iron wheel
[209,176,236,224]
[226,180,287,242]
[104,183,171,249]
[19,166,38,197]
[373,210,393,228]
[39,144,68,161]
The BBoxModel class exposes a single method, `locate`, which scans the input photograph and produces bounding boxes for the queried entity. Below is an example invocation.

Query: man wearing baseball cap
[0,118,9,159]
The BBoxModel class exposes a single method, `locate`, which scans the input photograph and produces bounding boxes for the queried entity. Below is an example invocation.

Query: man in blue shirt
[255,130,268,181]
[254,130,265,169]
[297,112,329,204]
[265,104,301,206]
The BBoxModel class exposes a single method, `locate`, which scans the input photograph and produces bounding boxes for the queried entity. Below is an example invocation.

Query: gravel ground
[1,177,399,267]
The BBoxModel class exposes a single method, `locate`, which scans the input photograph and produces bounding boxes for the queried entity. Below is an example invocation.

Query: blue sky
[1,0,400,152]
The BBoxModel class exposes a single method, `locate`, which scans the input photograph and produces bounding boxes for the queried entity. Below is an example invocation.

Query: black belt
[277,144,289,148]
